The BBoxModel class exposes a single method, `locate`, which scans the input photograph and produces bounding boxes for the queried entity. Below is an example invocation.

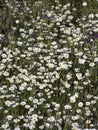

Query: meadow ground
[0,0,98,130]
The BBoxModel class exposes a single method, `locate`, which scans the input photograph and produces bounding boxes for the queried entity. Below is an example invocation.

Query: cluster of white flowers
[0,0,98,130]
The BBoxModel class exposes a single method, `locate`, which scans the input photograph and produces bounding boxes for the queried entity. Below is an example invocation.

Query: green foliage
[0,0,98,130]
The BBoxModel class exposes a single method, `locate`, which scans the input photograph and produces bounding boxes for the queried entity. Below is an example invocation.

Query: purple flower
[85,38,90,43]
[0,15,4,19]
[86,30,90,35]
[93,34,98,40]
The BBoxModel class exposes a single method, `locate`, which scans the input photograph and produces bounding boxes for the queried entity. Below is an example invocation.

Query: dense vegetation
[0,0,98,130]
